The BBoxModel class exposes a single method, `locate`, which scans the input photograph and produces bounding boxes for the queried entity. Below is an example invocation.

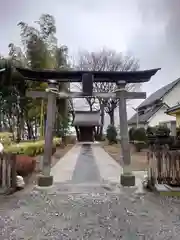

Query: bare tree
[75,48,140,137]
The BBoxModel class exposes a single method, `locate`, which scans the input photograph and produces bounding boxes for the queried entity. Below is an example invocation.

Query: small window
[138,110,144,115]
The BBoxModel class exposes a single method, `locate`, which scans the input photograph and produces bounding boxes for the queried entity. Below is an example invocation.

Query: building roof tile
[138,78,180,109]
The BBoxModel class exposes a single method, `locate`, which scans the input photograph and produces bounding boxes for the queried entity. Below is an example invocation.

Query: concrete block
[37,175,53,187]
[120,173,135,186]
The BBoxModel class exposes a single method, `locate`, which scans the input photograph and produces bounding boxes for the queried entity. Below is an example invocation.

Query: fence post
[11,154,17,190]
[0,153,17,193]
[0,154,2,187]
[7,154,11,188]
[2,154,6,189]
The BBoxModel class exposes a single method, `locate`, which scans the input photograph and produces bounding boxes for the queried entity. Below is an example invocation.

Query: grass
[102,142,148,171]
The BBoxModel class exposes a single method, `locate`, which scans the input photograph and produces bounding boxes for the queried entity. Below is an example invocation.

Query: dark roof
[128,104,164,125]
[138,78,180,109]
[15,67,160,83]
[166,104,180,114]
[73,111,101,126]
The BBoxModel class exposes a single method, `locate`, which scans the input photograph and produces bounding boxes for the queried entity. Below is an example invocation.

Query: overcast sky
[0,0,180,120]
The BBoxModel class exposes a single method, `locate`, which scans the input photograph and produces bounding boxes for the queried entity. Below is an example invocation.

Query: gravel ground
[0,184,180,239]
[1,144,180,239]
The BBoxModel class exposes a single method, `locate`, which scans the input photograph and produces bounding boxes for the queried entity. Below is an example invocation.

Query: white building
[128,78,180,129]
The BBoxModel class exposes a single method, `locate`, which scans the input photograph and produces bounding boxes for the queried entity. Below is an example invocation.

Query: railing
[147,145,180,187]
[0,153,17,193]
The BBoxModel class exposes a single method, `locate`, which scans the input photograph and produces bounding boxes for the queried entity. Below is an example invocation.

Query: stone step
[155,184,180,196]
[164,184,180,192]
[155,184,169,192]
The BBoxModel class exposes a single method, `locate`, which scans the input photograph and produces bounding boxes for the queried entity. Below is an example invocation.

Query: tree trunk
[16,113,21,142]
[89,102,93,112]
[26,121,34,140]
[69,110,79,141]
[75,126,79,140]
[99,103,105,137]
[96,102,104,140]
[109,110,115,126]
[34,118,38,139]
[7,116,14,136]
[0,109,2,132]
[16,111,24,142]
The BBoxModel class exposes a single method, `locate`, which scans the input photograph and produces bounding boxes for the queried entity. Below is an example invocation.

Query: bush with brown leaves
[16,155,36,177]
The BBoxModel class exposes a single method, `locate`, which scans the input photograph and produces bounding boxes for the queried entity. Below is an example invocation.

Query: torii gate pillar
[116,81,145,186]
[37,80,57,187]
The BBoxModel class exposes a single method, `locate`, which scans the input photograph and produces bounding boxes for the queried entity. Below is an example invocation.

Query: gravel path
[0,144,180,239]
[1,184,180,239]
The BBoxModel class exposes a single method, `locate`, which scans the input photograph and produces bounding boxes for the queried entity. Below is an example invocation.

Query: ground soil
[102,142,148,171]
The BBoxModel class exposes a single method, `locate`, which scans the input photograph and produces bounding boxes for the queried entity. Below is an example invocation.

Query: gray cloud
[0,0,180,118]
[130,0,180,94]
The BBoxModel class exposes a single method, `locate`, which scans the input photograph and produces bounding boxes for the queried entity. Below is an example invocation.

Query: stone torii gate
[15,67,160,187]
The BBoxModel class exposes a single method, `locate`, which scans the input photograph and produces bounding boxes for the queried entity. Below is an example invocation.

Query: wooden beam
[59,91,146,99]
[82,73,93,96]
[26,90,146,100]
[17,67,161,83]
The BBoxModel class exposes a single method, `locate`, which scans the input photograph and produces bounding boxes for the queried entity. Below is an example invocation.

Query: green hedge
[0,132,13,146]
[106,125,117,144]
[4,138,61,157]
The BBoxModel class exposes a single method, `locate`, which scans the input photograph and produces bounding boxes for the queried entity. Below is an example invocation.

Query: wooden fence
[0,153,17,193]
[147,146,180,187]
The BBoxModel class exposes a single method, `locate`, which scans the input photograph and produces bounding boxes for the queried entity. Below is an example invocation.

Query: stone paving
[70,144,101,184]
[0,144,180,239]
[51,145,81,183]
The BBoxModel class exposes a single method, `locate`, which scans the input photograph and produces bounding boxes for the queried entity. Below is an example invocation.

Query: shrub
[133,128,147,142]
[4,138,61,156]
[129,128,136,141]
[155,125,170,137]
[3,138,61,177]
[16,155,36,177]
[146,126,156,136]
[106,125,117,144]
[130,128,147,152]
